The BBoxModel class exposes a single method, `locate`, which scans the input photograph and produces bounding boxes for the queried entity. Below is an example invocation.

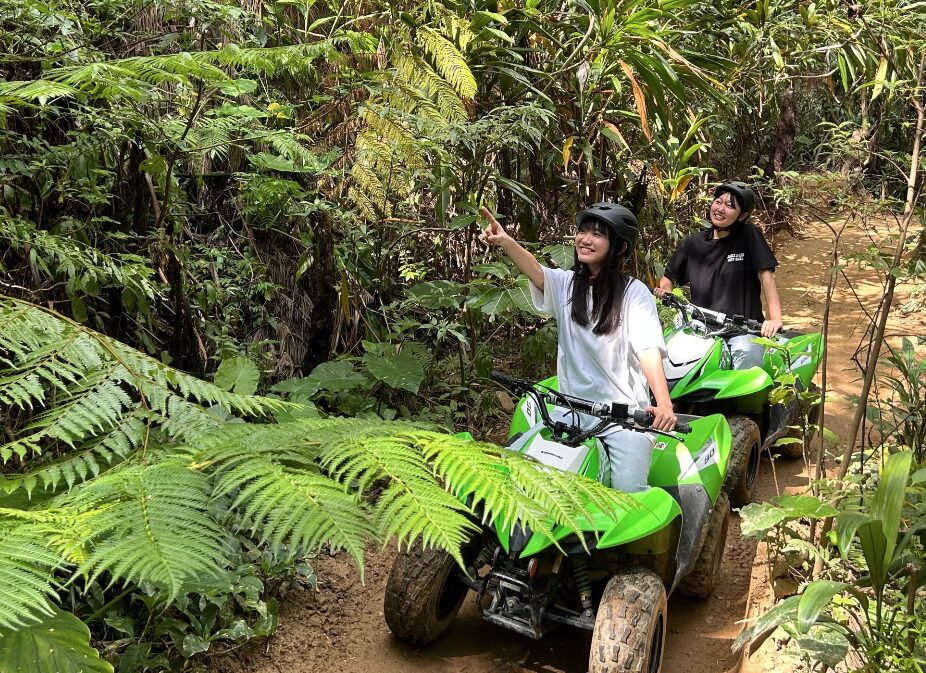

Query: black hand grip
[490,370,531,391]
[633,409,654,427]
[633,409,691,434]
[659,294,685,309]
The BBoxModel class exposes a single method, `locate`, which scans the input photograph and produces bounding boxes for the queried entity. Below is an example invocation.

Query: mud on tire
[589,568,667,673]
[677,491,730,599]
[725,416,761,508]
[383,542,472,645]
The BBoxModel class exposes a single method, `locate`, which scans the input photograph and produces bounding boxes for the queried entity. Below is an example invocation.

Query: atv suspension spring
[572,557,593,612]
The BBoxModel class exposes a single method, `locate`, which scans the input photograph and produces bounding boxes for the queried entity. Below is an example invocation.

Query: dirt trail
[221,211,923,673]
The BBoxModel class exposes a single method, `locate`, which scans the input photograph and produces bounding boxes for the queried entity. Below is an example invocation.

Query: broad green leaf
[363,351,425,393]
[214,357,259,395]
[542,244,575,269]
[306,361,366,393]
[467,287,512,319]
[508,278,543,316]
[739,502,789,537]
[0,607,113,673]
[732,595,800,654]
[797,580,847,633]
[771,495,838,520]
[856,519,888,591]
[795,628,850,668]
[835,511,876,557]
[870,450,912,568]
[181,633,210,657]
[271,377,320,397]
[406,280,465,310]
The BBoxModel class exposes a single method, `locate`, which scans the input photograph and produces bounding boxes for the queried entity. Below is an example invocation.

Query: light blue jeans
[549,408,654,493]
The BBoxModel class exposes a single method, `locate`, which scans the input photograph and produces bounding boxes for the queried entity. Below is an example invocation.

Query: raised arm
[480,206,545,291]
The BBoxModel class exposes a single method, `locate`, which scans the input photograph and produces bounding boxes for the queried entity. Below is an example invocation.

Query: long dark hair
[570,219,631,335]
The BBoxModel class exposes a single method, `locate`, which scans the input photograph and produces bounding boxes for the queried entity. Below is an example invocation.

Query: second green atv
[660,294,823,507]
[384,371,733,673]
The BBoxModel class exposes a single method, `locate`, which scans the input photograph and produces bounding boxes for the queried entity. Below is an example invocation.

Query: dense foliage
[1,0,925,670]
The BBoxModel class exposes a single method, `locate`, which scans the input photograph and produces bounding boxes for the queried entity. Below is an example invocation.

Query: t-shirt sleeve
[625,280,666,357]
[663,238,690,285]
[529,266,571,316]
[749,225,778,271]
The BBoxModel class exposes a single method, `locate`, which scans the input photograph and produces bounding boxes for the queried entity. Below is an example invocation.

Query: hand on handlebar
[645,402,677,432]
[761,318,783,338]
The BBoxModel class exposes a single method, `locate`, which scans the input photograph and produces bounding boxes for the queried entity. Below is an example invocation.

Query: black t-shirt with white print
[663,222,778,321]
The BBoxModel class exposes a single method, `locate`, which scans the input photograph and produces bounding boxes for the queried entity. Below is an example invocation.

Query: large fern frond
[56,462,226,599]
[416,26,477,100]
[0,518,63,629]
[194,423,377,572]
[0,298,286,491]
[396,55,468,122]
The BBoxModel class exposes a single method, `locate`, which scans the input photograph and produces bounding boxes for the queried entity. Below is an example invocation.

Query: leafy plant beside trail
[0,296,639,673]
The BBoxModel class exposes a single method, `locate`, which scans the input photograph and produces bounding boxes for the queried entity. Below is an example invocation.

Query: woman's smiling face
[709,191,743,228]
[575,219,610,271]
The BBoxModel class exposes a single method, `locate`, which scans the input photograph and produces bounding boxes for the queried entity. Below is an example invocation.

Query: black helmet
[575,202,638,249]
[713,181,755,215]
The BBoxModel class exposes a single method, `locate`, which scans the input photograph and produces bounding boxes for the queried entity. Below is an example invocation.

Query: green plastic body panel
[665,326,824,414]
[515,486,683,557]
[501,392,731,558]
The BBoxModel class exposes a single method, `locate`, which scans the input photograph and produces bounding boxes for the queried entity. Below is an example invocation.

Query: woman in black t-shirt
[654,182,783,370]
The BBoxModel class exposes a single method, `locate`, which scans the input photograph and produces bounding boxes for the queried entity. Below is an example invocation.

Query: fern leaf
[417,26,477,99]
[59,463,226,599]
[0,519,62,630]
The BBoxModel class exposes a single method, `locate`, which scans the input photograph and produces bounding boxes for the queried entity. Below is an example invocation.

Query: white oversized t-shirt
[529,266,666,411]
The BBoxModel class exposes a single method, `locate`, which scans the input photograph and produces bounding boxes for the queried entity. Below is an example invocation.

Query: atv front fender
[696,367,773,400]
[515,487,682,557]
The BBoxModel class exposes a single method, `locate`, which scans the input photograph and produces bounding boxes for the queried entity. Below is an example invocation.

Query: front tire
[589,568,667,673]
[384,542,473,645]
[677,492,730,599]
[725,416,761,508]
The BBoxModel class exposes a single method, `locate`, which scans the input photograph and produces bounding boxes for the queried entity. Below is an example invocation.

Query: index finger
[480,206,499,225]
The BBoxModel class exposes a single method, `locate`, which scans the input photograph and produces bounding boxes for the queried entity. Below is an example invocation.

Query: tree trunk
[768,84,796,179]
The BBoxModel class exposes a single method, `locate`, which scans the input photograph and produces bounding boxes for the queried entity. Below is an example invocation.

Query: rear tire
[725,416,761,508]
[384,542,473,645]
[589,568,667,673]
[677,492,730,599]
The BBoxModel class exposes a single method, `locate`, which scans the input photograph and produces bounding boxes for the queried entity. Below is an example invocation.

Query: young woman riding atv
[481,202,675,492]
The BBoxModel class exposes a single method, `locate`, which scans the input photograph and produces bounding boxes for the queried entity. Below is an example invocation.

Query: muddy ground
[217,205,924,673]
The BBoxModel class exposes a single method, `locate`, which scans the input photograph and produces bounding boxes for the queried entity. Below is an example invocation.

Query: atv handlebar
[633,409,691,434]
[490,371,690,434]
[659,294,763,335]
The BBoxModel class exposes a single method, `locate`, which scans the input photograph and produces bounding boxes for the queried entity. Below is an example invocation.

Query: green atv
[659,294,824,507]
[384,371,733,673]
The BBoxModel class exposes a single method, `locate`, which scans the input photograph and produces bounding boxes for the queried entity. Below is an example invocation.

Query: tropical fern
[0,519,62,629]
[55,462,227,600]
[417,26,477,100]
[0,299,637,658]
[0,43,344,109]
[0,297,284,492]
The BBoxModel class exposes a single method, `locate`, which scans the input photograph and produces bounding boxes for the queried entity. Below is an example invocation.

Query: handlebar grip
[632,409,691,434]
[633,409,654,427]
[490,370,531,391]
